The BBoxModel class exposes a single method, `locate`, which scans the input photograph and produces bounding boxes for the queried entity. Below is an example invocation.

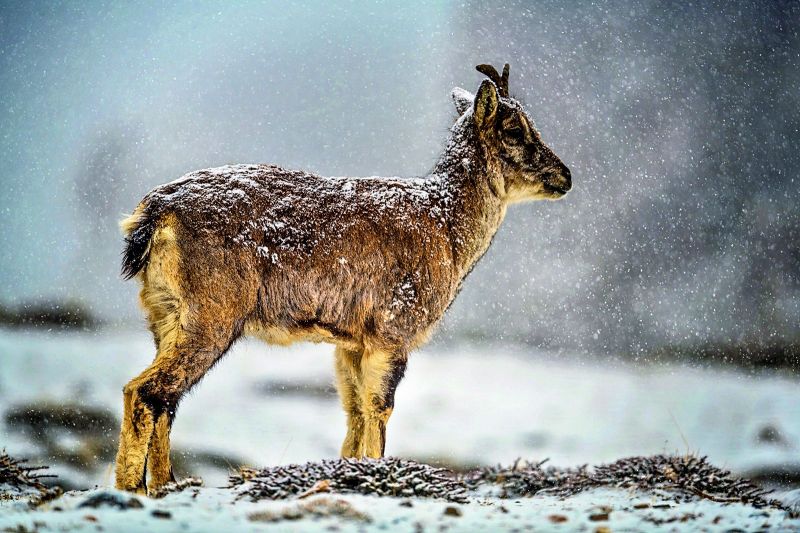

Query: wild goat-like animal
[115,63,571,494]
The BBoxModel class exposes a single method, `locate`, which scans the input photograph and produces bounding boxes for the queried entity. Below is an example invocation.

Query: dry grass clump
[233,454,784,509]
[231,457,468,502]
[469,454,780,508]
[0,451,61,506]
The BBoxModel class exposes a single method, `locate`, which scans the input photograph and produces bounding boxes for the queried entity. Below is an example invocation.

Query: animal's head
[452,63,571,202]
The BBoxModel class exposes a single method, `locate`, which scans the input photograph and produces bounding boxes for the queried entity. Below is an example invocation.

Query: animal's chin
[509,177,569,202]
[542,183,569,199]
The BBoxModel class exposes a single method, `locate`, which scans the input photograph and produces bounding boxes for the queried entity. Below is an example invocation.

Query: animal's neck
[429,118,507,280]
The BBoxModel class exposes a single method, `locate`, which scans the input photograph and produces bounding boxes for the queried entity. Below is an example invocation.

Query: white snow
[1,328,799,529]
[1,486,797,532]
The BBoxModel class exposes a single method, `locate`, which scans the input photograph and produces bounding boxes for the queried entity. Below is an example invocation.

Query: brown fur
[114,63,571,494]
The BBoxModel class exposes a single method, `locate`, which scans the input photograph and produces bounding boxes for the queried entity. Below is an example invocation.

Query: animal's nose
[561,166,572,191]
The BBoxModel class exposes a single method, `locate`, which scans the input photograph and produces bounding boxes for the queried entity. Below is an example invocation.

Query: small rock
[399,500,414,507]
[151,509,172,519]
[79,491,143,510]
[443,505,462,517]
[282,508,305,520]
[756,424,788,446]
[248,510,280,522]
[148,476,203,498]
[589,512,610,521]
[548,514,568,523]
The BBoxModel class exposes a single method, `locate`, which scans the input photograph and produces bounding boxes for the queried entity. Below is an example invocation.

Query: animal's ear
[451,87,474,115]
[473,79,498,130]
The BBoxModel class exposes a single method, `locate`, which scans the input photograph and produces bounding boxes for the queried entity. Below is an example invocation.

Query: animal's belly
[243,321,361,351]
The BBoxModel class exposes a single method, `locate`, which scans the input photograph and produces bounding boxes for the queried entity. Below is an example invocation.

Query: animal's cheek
[499,144,520,161]
[500,139,519,151]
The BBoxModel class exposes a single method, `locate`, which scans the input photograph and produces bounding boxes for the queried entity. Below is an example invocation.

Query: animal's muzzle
[559,166,572,192]
[543,165,572,194]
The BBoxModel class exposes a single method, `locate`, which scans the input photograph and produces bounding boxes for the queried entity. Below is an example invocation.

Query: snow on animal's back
[143,164,456,264]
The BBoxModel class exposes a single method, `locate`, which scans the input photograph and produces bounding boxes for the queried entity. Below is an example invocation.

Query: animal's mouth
[543,183,570,196]
[537,168,571,197]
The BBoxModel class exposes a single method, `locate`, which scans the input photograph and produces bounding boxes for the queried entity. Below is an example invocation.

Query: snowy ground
[1,327,800,530]
[2,485,799,532]
[1,328,799,487]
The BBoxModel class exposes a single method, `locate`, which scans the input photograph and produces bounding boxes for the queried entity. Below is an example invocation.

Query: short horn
[476,63,509,98]
[500,64,510,97]
[476,64,500,83]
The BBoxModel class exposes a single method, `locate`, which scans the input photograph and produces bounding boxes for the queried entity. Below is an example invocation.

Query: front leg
[359,348,407,458]
[334,347,364,457]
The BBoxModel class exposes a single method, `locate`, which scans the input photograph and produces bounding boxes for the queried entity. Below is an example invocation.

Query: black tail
[121,209,157,280]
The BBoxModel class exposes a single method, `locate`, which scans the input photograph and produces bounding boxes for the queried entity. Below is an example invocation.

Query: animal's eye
[505,127,523,138]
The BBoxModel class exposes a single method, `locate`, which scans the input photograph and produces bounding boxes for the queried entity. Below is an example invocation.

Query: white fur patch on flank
[120,203,146,236]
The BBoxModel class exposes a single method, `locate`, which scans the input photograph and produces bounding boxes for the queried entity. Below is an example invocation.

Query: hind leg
[334,347,364,457]
[146,408,176,490]
[116,376,152,494]
[115,308,239,494]
[140,283,179,489]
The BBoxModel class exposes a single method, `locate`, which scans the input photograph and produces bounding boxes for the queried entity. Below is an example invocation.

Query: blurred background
[1,1,798,491]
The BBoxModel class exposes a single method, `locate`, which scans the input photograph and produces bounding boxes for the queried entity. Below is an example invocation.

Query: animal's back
[141,164,453,258]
